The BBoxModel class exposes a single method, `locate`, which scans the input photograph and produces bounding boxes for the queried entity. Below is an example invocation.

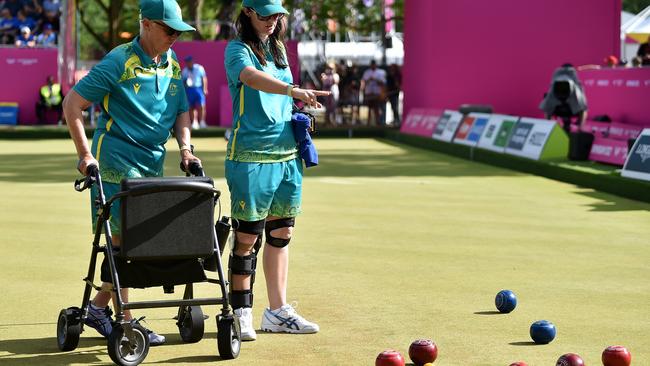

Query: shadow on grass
[0,336,106,365]
[0,334,232,364]
[576,190,650,212]
[474,310,503,315]
[509,341,540,346]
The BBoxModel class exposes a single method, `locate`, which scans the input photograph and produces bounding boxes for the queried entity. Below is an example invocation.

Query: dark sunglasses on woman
[248,8,285,22]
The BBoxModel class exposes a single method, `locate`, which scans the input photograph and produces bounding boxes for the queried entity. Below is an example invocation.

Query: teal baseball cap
[140,0,195,32]
[242,0,289,17]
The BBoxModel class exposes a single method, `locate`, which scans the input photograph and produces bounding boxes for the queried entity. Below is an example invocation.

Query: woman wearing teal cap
[64,0,197,346]
[223,0,329,341]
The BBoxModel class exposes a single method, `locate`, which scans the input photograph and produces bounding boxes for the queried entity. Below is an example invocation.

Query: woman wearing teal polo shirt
[64,0,198,346]
[224,0,329,341]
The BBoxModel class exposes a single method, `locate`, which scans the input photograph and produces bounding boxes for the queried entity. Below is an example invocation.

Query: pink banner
[607,121,642,141]
[589,137,629,166]
[580,120,611,137]
[400,109,441,137]
[171,40,299,126]
[0,48,58,125]
[403,0,620,119]
[579,68,650,128]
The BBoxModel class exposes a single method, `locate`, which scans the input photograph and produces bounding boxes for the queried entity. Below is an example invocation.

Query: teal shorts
[225,158,303,221]
[90,181,121,236]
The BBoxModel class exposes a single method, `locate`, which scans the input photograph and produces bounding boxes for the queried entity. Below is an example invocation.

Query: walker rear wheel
[56,308,81,351]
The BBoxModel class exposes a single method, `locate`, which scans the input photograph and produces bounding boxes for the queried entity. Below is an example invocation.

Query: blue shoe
[84,303,113,338]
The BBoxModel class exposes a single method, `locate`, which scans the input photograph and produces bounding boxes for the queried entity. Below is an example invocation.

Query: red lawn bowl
[509,362,528,366]
[376,349,405,366]
[602,345,631,366]
[408,339,438,366]
[556,353,585,366]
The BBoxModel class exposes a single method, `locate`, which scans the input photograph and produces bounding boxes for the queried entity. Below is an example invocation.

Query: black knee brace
[265,217,295,248]
[229,219,264,308]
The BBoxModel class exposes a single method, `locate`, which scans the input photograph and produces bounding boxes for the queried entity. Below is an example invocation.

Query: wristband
[286,84,294,97]
[179,145,192,153]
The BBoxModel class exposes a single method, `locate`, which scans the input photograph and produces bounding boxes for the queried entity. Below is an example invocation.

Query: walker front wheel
[177,305,205,343]
[216,314,241,359]
[107,323,150,366]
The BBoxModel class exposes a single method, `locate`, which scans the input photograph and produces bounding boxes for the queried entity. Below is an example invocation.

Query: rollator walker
[56,163,240,365]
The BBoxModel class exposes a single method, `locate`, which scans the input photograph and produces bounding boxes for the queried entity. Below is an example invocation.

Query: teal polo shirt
[73,36,188,183]
[224,39,298,163]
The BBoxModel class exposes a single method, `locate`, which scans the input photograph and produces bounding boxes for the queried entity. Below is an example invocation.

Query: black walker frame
[56,165,241,365]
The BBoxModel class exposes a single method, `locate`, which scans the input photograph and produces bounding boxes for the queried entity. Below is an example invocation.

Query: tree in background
[623,0,650,14]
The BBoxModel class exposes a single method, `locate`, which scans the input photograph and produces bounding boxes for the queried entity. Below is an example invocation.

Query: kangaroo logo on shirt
[168,83,178,96]
[239,201,246,210]
[133,83,141,94]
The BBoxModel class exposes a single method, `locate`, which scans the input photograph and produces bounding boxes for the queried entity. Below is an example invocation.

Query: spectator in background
[14,25,34,47]
[337,59,348,82]
[339,63,360,124]
[631,56,643,68]
[42,0,61,15]
[0,8,16,44]
[539,63,588,132]
[3,0,21,16]
[604,55,619,68]
[320,61,340,125]
[41,7,59,32]
[20,0,41,20]
[36,75,63,124]
[385,63,402,127]
[14,9,35,33]
[181,55,208,129]
[35,22,56,47]
[361,60,386,126]
[637,34,650,66]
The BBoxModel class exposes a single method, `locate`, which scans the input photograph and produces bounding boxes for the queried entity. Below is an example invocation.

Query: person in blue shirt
[223,0,329,341]
[14,25,34,47]
[181,55,208,129]
[0,8,17,44]
[35,23,56,47]
[63,0,197,346]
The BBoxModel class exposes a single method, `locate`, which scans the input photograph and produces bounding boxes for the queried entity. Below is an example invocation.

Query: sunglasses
[248,8,285,22]
[152,20,182,37]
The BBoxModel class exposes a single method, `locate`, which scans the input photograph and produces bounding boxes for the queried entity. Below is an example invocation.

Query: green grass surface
[0,138,649,365]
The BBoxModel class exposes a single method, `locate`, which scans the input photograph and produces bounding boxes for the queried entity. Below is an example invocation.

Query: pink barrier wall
[589,137,629,166]
[174,40,299,126]
[399,108,442,137]
[0,48,58,125]
[403,0,620,119]
[578,68,650,127]
[0,41,299,126]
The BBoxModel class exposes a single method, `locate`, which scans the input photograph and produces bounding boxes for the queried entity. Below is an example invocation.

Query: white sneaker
[191,120,200,130]
[234,308,257,341]
[261,303,319,334]
[199,120,208,128]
